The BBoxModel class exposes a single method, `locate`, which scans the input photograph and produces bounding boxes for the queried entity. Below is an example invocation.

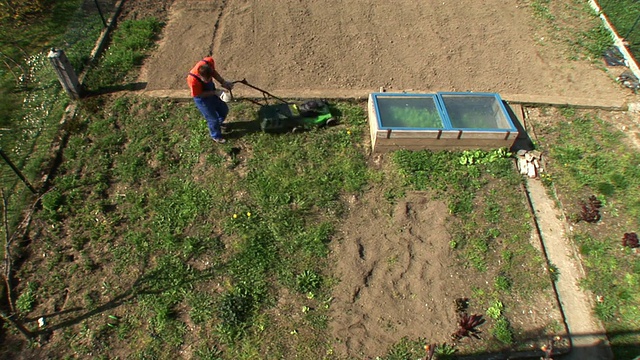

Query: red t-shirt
[187,57,216,97]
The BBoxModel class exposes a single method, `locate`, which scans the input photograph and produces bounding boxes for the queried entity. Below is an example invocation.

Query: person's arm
[213,70,233,90]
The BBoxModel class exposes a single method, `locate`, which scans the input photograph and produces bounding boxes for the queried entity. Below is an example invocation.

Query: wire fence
[0,0,119,228]
[598,0,640,63]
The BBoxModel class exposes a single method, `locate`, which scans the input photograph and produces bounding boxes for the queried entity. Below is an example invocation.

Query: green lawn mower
[231,79,337,133]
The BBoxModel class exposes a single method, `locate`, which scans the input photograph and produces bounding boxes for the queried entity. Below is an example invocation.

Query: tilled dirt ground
[330,190,567,358]
[139,0,634,102]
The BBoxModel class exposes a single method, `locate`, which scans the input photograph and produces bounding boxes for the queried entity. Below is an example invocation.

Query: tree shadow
[26,262,218,337]
[82,82,148,97]
[453,327,639,360]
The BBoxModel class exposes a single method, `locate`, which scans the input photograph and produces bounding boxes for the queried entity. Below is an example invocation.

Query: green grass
[534,108,640,359]
[83,17,164,90]
[13,94,370,359]
[529,0,614,60]
[0,0,119,236]
[10,88,559,358]
[599,0,640,61]
[4,1,640,358]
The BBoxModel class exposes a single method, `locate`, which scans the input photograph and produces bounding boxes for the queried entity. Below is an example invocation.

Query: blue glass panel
[373,94,445,129]
[438,93,513,130]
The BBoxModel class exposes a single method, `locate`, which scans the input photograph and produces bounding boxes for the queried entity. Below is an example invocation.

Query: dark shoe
[220,123,229,130]
[212,137,226,144]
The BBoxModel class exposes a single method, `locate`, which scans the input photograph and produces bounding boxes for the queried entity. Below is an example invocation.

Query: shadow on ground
[455,330,638,360]
[504,101,535,153]
[83,81,148,97]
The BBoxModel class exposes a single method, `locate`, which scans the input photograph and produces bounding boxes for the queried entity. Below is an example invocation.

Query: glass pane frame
[437,92,517,132]
[370,92,518,133]
[371,93,449,130]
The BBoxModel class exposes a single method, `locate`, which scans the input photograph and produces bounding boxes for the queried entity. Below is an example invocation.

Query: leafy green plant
[486,301,504,320]
[41,189,66,222]
[492,317,514,345]
[434,342,456,358]
[16,282,38,313]
[459,148,511,166]
[494,274,512,292]
[383,337,425,360]
[216,286,257,341]
[296,269,322,294]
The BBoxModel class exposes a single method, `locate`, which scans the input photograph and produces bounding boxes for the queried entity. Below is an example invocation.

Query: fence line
[589,0,640,79]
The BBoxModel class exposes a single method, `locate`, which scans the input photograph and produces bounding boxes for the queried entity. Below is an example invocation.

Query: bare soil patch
[330,165,566,358]
[140,0,633,103]
[330,192,457,356]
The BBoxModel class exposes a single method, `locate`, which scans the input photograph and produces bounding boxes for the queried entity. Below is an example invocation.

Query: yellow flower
[232,213,238,219]
[347,130,352,135]
[246,212,251,217]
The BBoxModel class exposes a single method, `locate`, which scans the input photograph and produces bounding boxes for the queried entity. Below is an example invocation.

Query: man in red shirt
[187,56,234,143]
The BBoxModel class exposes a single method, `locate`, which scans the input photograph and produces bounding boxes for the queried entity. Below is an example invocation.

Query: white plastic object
[221,91,232,103]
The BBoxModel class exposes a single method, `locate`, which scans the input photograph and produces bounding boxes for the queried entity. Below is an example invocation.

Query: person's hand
[223,81,234,90]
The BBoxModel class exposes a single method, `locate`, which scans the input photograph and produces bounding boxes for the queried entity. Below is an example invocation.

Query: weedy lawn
[530,107,640,360]
[4,85,570,359]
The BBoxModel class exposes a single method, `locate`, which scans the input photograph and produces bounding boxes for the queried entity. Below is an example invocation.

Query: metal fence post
[47,48,82,100]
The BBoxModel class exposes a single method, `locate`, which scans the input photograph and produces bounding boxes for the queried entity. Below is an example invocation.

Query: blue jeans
[194,95,229,140]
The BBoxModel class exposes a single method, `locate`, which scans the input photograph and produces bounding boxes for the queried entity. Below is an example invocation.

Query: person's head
[198,64,213,79]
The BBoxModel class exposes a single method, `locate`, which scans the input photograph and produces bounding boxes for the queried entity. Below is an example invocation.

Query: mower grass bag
[258,100,336,133]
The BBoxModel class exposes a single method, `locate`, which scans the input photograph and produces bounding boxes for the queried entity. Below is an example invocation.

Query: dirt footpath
[141,0,632,102]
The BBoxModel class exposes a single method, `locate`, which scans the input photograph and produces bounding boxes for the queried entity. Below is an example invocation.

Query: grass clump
[598,0,640,61]
[533,108,640,359]
[16,281,38,314]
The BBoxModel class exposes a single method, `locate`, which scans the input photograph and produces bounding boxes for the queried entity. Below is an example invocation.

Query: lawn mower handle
[228,78,289,105]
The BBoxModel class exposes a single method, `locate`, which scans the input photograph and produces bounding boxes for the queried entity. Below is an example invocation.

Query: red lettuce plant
[622,232,639,248]
[579,195,602,223]
[451,313,485,340]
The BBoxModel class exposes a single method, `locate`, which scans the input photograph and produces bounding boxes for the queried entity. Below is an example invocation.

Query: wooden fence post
[47,48,82,100]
